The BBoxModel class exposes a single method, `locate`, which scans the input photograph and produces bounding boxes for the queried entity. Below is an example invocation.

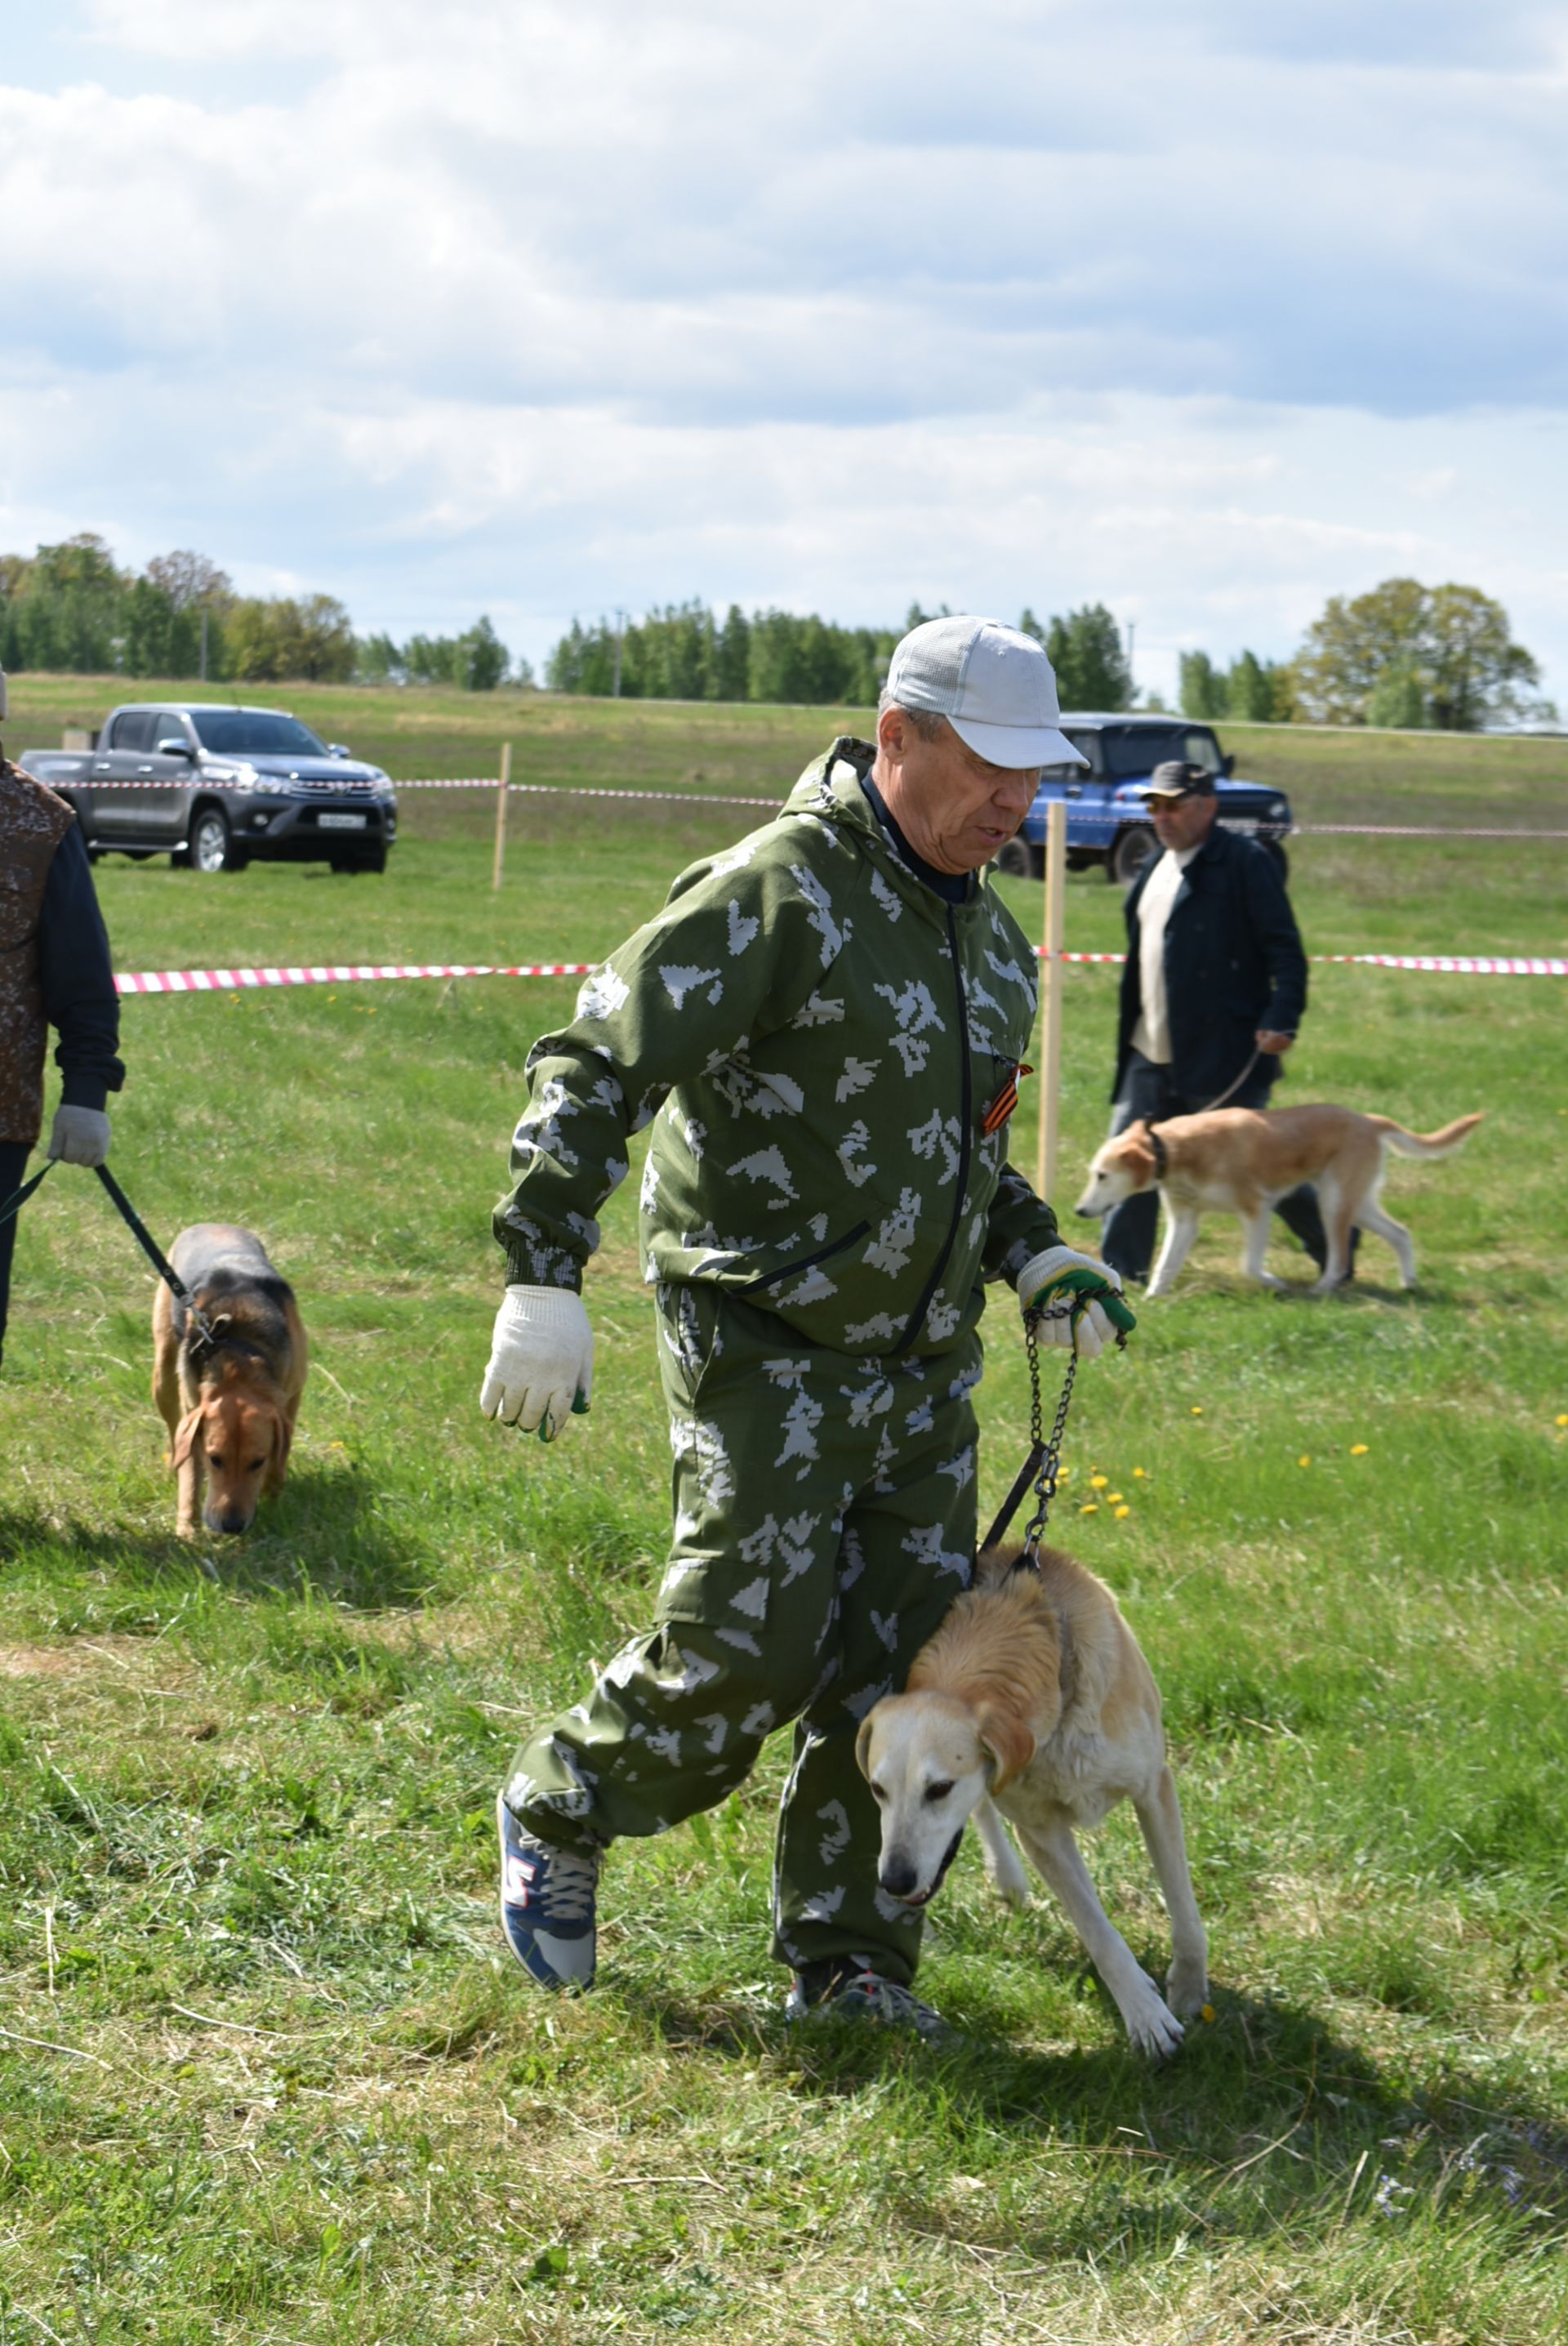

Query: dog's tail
[1369,1110,1485,1161]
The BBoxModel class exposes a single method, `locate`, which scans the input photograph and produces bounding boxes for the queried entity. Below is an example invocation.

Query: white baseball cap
[884,616,1086,769]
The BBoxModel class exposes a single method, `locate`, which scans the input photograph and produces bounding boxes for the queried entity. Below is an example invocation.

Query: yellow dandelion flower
[1113,1505,1131,1520]
[1350,1443,1370,1456]
[1107,1492,1124,1505]
[1133,1467,1147,1479]
[1079,1503,1099,1515]
[1298,1454,1312,1468]
[1557,1414,1568,1429]
[1191,1406,1203,1416]
[1200,2003,1216,2025]
[1089,1473,1109,1489]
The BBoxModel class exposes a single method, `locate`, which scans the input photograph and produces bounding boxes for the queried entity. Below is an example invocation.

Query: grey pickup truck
[23,702,398,874]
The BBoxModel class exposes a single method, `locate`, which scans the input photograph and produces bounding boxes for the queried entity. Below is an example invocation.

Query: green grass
[1,689,1566,2342]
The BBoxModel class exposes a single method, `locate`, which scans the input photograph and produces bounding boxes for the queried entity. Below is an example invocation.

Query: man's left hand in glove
[47,1105,112,1168]
[1017,1244,1136,1360]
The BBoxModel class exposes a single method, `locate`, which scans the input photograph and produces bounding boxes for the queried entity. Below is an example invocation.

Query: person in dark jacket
[0,667,125,1368]
[1101,760,1330,1282]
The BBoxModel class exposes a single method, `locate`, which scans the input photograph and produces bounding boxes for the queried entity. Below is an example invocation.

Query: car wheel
[991,836,1040,881]
[189,805,243,874]
[1110,825,1157,886]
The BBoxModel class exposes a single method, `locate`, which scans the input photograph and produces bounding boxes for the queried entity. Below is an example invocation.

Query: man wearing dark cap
[1099,759,1330,1282]
[0,665,124,1369]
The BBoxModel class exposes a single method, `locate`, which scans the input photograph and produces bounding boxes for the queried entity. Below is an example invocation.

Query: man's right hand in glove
[479,1287,594,1443]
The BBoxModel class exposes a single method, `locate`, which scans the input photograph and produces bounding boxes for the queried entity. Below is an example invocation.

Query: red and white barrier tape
[1049,950,1566,975]
[114,948,1565,997]
[115,960,595,997]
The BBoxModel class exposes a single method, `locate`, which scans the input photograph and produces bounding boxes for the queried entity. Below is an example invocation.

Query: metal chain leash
[978,1298,1077,1559]
[1019,1305,1078,1561]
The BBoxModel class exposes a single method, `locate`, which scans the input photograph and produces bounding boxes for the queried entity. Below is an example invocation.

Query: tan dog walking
[1077,1105,1482,1298]
[858,1544,1208,2057]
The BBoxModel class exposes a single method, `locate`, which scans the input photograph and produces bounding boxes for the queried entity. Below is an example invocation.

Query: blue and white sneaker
[497,1792,599,1991]
[785,1961,947,2041]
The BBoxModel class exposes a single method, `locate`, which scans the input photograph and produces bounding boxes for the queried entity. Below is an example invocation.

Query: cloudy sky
[3,0,1567,702]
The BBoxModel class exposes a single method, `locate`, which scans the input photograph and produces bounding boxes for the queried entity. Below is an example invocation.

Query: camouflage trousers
[503,1282,982,1984]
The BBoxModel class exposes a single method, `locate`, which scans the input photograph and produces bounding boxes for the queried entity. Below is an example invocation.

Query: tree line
[0,535,529,691]
[545,600,1136,711]
[2,535,1552,731]
[1182,580,1552,732]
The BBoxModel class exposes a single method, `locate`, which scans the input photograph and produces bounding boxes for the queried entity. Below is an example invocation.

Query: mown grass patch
[0,742,1564,2340]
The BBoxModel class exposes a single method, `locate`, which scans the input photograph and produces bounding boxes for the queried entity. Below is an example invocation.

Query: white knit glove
[479,1285,594,1441]
[1016,1245,1134,1362]
[47,1105,112,1168]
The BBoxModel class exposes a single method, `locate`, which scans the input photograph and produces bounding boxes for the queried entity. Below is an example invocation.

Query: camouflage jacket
[494,740,1060,1358]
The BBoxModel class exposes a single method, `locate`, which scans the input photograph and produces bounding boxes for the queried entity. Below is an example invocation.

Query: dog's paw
[1143,1279,1171,1301]
[1166,1960,1209,2020]
[1120,1976,1185,2059]
[1254,1272,1289,1292]
[987,1853,1031,1908]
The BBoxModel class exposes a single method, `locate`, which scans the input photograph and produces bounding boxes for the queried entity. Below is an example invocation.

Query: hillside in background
[6,672,1566,830]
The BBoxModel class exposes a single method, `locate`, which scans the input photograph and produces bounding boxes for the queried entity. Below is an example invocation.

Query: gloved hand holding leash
[1015,1242,1135,1358]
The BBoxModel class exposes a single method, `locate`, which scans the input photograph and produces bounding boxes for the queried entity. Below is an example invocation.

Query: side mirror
[1221,753,1235,778]
[327,743,351,758]
[157,738,193,759]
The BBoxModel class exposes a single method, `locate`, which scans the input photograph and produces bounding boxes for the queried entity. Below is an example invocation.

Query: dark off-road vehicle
[991,713,1293,887]
[24,702,398,874]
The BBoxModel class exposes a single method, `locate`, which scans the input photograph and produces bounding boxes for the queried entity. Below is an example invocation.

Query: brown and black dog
[152,1224,308,1537]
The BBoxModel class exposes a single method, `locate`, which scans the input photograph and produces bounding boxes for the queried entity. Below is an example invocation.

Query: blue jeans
[1099,1052,1328,1283]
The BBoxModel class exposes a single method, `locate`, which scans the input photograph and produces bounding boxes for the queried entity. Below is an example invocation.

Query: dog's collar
[1146,1123,1169,1182]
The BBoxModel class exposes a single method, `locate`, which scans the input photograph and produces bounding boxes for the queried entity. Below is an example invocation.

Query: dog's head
[173,1383,291,1535]
[856,1690,1036,1908]
[1076,1122,1159,1218]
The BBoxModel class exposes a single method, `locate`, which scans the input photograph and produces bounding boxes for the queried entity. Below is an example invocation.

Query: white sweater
[1129,843,1201,1066]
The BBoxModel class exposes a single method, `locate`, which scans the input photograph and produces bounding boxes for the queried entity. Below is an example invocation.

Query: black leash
[1145,1043,1263,1177]
[0,1158,56,1230]
[92,1163,216,1352]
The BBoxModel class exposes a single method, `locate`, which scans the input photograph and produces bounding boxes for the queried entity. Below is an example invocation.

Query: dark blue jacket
[1114,824,1307,1102]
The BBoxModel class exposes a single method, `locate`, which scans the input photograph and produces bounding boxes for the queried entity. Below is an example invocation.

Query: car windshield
[190,711,329,756]
[1101,726,1223,778]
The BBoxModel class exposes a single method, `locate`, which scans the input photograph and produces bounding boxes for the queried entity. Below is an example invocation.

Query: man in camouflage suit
[482,617,1131,2030]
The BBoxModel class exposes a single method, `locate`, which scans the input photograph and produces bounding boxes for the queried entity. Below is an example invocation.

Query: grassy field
[1,687,1566,2343]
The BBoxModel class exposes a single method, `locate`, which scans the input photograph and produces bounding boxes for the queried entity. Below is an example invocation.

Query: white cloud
[1,2,1566,698]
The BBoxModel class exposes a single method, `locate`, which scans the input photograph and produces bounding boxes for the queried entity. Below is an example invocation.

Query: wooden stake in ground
[492,741,512,891]
[1036,798,1067,1202]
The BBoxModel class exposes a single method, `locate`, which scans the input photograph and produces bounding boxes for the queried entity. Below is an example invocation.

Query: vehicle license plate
[319,813,368,830]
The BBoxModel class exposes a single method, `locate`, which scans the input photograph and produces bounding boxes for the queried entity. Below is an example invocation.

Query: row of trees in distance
[545,600,1134,711]
[0,535,1551,731]
[0,536,530,691]
[1180,580,1551,731]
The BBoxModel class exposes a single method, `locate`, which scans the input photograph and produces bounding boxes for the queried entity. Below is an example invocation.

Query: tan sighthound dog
[152,1224,308,1537]
[1076,1105,1483,1298]
[858,1545,1207,2057]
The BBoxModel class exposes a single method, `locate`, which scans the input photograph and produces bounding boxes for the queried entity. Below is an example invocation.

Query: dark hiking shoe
[497,1792,598,1991]
[785,1960,947,2041]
